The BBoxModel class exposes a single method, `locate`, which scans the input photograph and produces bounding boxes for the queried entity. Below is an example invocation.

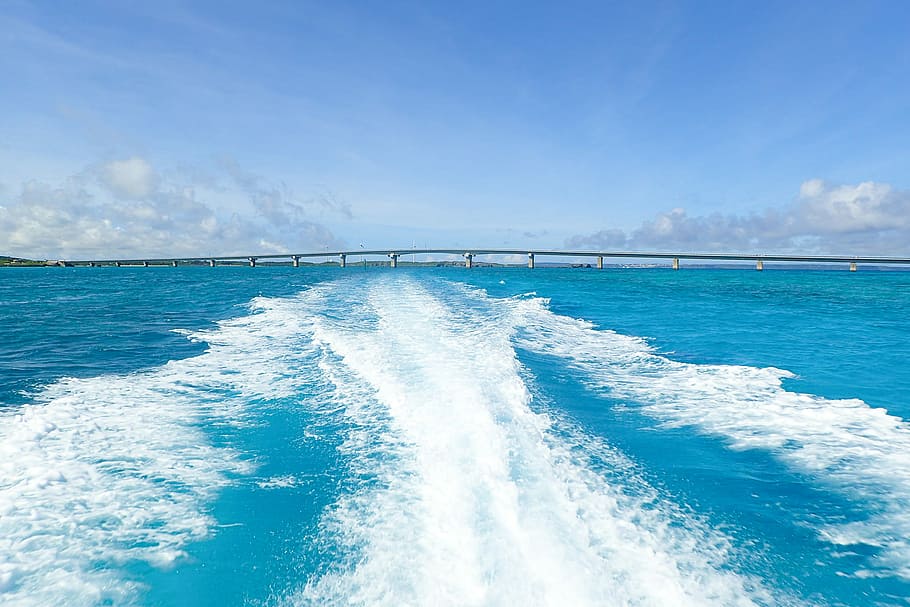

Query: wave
[504,292,910,581]
[284,276,780,607]
[0,292,326,606]
[8,273,888,605]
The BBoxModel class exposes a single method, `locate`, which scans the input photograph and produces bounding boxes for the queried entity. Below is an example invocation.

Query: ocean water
[1,266,908,607]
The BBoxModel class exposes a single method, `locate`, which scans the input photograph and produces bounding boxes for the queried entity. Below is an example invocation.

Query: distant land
[0,256,45,267]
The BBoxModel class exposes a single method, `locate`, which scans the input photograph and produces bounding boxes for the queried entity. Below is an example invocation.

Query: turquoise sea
[1,266,908,606]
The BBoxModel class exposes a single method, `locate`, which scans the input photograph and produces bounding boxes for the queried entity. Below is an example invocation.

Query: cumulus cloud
[798,180,906,233]
[567,179,910,255]
[100,157,158,199]
[0,157,347,259]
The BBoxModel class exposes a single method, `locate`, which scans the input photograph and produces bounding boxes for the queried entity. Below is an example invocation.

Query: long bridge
[54,249,910,271]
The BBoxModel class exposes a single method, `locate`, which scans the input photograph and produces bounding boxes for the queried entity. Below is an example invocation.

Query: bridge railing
[46,249,910,271]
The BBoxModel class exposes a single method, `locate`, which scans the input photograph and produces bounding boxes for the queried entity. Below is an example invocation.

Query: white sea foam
[285,276,778,607]
[505,293,910,580]
[257,475,303,489]
[0,290,327,606]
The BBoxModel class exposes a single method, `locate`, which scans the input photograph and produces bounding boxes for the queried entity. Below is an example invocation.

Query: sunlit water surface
[1,266,908,607]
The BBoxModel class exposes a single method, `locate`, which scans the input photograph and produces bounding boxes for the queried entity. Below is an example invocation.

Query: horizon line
[22,248,910,266]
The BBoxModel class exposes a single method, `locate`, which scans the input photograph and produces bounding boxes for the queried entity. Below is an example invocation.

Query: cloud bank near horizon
[567,180,910,255]
[0,157,348,259]
[3,167,909,260]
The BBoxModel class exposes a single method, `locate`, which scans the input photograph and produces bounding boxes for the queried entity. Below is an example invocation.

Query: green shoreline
[0,256,45,267]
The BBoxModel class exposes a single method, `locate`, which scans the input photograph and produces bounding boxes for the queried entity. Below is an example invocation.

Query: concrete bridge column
[528,252,535,269]
[249,257,257,267]
[464,253,474,268]
[850,262,857,272]
[142,261,149,267]
[115,262,122,267]
[672,258,679,270]
[292,256,300,267]
[389,253,400,268]
[597,256,604,270]
[756,260,764,271]
[209,259,216,267]
[339,253,347,268]
[171,261,178,267]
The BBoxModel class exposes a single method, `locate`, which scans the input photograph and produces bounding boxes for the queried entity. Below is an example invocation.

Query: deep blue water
[1,266,908,606]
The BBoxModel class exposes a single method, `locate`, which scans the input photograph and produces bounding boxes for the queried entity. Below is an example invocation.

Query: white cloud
[0,158,346,260]
[219,157,353,221]
[567,179,910,255]
[799,178,824,198]
[799,180,905,233]
[101,157,157,199]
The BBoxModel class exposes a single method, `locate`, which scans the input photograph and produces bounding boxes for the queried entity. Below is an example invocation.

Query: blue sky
[2,0,910,258]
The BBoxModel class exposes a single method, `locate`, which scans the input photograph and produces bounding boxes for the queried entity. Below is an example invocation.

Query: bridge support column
[339,253,346,268]
[850,262,857,272]
[142,261,149,267]
[171,261,178,267]
[209,259,216,267]
[464,253,474,268]
[528,252,535,269]
[597,256,603,270]
[115,262,121,267]
[756,260,764,271]
[292,256,300,267]
[249,257,257,267]
[672,258,679,270]
[389,253,399,268]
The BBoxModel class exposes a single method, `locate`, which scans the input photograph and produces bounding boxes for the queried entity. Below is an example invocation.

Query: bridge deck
[58,249,910,266]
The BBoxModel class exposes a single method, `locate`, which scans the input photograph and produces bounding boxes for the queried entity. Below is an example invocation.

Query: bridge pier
[61,251,910,271]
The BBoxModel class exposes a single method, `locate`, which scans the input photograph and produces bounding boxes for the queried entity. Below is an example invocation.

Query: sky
[2,0,910,259]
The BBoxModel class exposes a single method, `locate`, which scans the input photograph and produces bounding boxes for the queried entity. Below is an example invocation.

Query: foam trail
[0,291,326,606]
[287,276,778,607]
[506,293,910,580]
